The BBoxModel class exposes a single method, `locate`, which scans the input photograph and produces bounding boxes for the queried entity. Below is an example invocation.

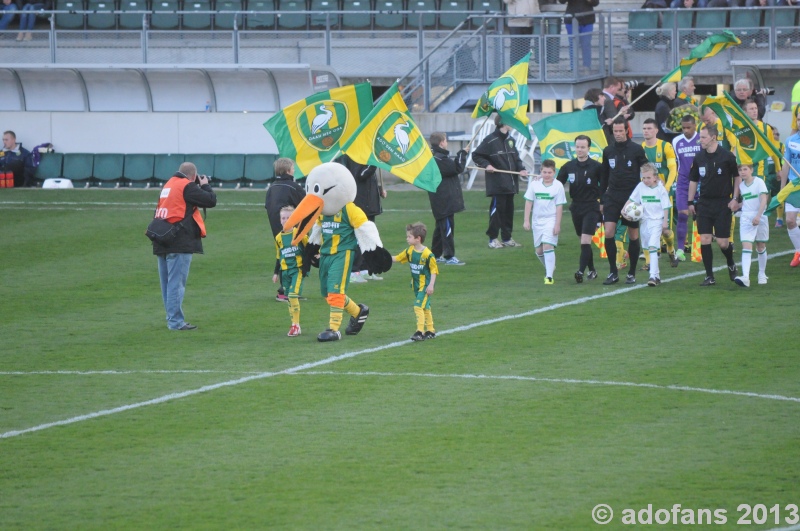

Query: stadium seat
[774,9,800,48]
[34,153,64,183]
[62,153,95,187]
[406,0,436,29]
[532,16,560,64]
[439,0,469,29]
[729,9,763,45]
[182,0,212,29]
[661,9,694,47]
[277,0,308,30]
[150,0,180,29]
[342,0,371,29]
[245,0,275,29]
[373,0,403,29]
[693,9,727,41]
[212,154,246,188]
[92,153,125,187]
[471,0,502,29]
[310,0,340,28]
[153,154,185,186]
[215,0,243,29]
[186,154,216,180]
[123,154,155,187]
[55,0,85,29]
[119,0,148,29]
[87,0,117,29]
[244,153,277,186]
[627,10,660,48]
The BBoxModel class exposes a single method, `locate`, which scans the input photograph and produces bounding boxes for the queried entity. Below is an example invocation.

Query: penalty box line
[1,249,794,440]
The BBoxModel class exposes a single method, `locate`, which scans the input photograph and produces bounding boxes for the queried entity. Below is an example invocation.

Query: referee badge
[699,167,706,177]
[609,159,616,169]
[568,173,575,183]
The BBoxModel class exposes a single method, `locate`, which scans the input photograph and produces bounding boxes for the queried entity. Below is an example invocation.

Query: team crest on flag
[297,99,349,152]
[373,110,425,167]
[479,77,521,115]
[544,140,603,163]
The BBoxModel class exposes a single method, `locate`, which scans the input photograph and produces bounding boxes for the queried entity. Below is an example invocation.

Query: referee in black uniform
[688,123,741,286]
[599,118,649,285]
[557,135,602,283]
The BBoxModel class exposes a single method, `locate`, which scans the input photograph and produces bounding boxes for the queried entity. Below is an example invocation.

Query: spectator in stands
[670,0,705,10]
[0,0,17,31]
[582,87,606,122]
[17,0,49,41]
[732,78,766,121]
[675,76,698,107]
[0,130,34,188]
[655,82,679,143]
[504,0,539,67]
[558,0,599,72]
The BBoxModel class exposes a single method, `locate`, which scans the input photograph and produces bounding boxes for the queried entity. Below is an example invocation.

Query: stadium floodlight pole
[610,81,662,122]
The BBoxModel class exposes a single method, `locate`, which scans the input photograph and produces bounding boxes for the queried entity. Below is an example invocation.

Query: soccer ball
[622,202,643,222]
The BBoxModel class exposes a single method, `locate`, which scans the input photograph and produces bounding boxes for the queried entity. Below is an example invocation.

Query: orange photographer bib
[155,176,206,237]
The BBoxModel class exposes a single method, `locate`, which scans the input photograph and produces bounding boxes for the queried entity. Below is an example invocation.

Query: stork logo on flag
[296,99,349,152]
[373,110,424,167]
[478,77,521,114]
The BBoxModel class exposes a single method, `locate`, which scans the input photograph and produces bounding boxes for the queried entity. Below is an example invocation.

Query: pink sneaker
[288,324,301,337]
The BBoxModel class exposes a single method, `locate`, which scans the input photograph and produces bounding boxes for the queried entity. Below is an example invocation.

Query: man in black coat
[428,132,468,265]
[471,115,529,249]
[152,162,217,330]
[265,157,306,301]
[1,130,35,187]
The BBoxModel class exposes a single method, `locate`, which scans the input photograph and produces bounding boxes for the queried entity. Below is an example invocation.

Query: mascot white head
[282,162,357,245]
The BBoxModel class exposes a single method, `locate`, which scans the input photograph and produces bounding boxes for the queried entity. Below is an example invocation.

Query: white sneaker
[734,276,750,288]
[488,239,505,249]
[349,272,367,283]
[758,273,768,285]
[363,273,383,281]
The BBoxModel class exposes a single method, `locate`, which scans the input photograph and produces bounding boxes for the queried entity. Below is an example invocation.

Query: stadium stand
[123,154,156,187]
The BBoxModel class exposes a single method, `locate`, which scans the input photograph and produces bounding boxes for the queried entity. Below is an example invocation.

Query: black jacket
[265,173,306,236]
[600,139,649,199]
[337,154,382,218]
[601,93,635,144]
[558,0,599,26]
[557,157,602,206]
[689,146,739,202]
[731,92,766,121]
[655,96,679,143]
[152,177,217,255]
[428,145,467,220]
[471,129,525,197]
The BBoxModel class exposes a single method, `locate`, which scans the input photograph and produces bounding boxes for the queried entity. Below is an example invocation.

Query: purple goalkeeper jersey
[671,132,701,179]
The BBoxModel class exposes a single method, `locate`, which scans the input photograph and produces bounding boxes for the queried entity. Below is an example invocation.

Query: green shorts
[414,289,432,310]
[319,250,356,298]
[281,268,303,297]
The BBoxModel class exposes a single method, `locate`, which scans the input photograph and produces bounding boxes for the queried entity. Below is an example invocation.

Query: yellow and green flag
[471,52,531,140]
[340,82,441,193]
[263,82,373,178]
[661,31,741,84]
[702,92,782,166]
[531,109,607,170]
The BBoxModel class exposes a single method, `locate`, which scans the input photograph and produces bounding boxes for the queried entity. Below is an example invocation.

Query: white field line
[766,524,800,531]
[0,370,257,375]
[0,249,794,440]
[0,200,449,213]
[295,371,800,404]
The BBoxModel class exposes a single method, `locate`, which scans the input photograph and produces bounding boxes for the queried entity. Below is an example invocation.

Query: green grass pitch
[1,189,799,530]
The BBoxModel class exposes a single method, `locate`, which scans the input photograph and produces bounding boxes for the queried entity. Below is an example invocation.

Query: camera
[756,87,775,96]
[623,80,642,90]
[195,174,209,185]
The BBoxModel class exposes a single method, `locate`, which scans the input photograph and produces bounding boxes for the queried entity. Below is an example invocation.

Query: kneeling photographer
[149,162,217,331]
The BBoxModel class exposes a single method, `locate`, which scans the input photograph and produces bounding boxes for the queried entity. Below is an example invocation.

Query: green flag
[340,82,442,193]
[532,110,607,170]
[472,52,531,139]
[263,83,374,178]
[702,92,782,166]
[661,31,741,84]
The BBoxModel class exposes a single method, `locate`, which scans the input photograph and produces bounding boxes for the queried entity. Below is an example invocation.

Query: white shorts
[533,220,558,248]
[739,214,769,243]
[640,218,663,251]
[785,202,800,214]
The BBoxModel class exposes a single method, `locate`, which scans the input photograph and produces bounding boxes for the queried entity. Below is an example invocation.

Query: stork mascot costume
[283,162,392,342]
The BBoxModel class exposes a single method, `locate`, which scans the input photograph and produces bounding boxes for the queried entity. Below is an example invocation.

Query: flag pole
[466,166,532,176]
[466,114,493,151]
[610,81,662,122]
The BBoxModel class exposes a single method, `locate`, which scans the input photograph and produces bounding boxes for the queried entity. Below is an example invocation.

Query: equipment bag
[145,217,183,246]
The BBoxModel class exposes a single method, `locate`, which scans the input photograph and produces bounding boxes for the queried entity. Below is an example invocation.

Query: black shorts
[570,202,601,236]
[602,195,639,229]
[696,199,732,239]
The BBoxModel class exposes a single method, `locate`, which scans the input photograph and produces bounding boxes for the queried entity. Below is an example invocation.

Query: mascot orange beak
[283,194,324,246]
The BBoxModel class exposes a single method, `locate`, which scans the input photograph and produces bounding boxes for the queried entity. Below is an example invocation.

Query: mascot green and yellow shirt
[317,203,368,255]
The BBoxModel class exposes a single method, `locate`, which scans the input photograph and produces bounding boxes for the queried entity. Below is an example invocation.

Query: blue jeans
[157,253,193,330]
[19,3,42,31]
[566,22,593,69]
[0,3,18,30]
